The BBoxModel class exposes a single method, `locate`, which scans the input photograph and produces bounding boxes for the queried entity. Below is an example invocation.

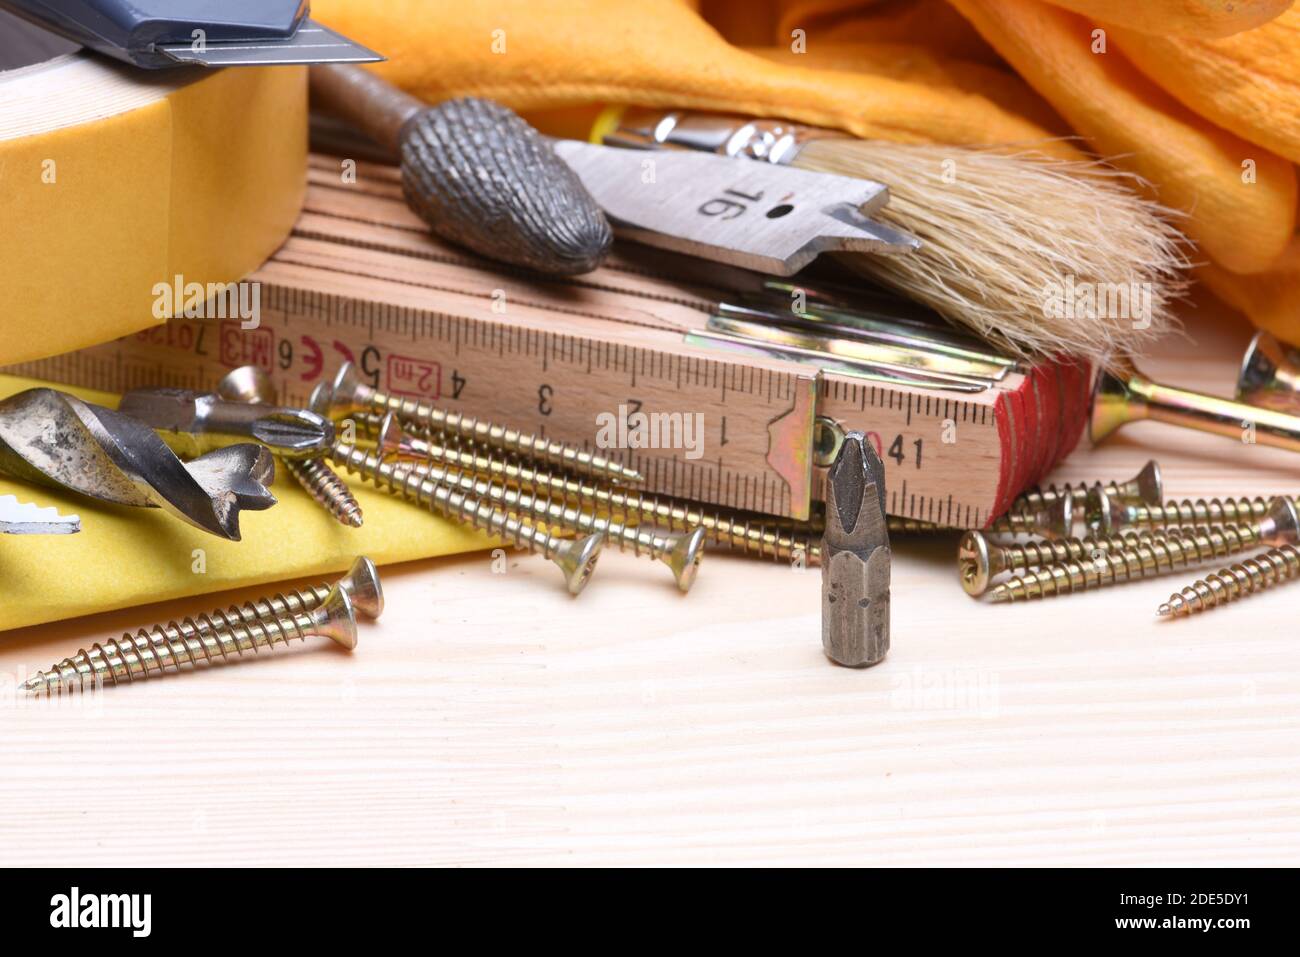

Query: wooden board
[2,295,1299,866]
[4,157,1086,525]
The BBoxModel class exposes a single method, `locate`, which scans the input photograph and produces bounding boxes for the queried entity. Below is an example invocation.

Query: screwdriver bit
[821,431,891,668]
[118,387,335,459]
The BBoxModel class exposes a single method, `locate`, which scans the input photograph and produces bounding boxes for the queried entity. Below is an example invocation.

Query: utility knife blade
[0,494,80,535]
[551,140,920,276]
[0,1,382,69]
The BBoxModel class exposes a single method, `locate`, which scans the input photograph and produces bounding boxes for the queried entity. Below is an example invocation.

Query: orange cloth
[314,0,1300,339]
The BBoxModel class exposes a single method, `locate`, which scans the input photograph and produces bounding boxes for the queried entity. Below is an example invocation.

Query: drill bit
[0,388,275,540]
[821,431,890,668]
[0,494,80,534]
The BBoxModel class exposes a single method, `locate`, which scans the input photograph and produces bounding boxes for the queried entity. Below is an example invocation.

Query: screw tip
[986,586,1011,604]
[1156,602,1173,617]
[20,673,46,695]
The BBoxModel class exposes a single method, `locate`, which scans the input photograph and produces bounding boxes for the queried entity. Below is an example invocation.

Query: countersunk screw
[332,442,603,595]
[1007,460,1162,515]
[376,415,702,591]
[24,584,357,695]
[959,528,1155,597]
[235,555,383,620]
[987,498,1299,603]
[1157,544,1300,618]
[1086,488,1294,535]
[319,361,643,486]
[367,414,938,567]
[986,490,1075,540]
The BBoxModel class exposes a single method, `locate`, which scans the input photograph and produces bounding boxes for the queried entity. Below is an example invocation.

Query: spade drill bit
[821,431,890,668]
[0,388,275,540]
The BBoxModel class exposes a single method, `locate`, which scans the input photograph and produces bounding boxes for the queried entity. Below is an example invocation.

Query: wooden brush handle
[309,63,422,154]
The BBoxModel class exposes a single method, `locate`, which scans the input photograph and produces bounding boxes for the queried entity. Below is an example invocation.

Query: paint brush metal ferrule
[604,108,844,165]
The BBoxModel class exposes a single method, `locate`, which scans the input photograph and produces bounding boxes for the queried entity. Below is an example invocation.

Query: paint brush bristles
[798,139,1190,363]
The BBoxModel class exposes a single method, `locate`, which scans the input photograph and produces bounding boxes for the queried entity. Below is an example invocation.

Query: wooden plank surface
[1,294,1297,866]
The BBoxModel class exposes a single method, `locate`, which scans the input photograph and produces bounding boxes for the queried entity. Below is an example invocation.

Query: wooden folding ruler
[5,157,1089,524]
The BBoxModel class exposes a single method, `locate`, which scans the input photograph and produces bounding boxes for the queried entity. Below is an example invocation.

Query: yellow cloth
[314,0,1300,339]
[0,375,490,632]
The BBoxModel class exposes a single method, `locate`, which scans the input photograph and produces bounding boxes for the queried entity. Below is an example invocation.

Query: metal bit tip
[821,431,890,668]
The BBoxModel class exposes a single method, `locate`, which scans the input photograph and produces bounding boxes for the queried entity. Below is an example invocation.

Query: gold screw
[332,443,603,595]
[959,528,1155,597]
[24,584,357,694]
[1086,488,1293,535]
[987,498,1299,603]
[320,361,643,486]
[375,416,702,591]
[1007,460,1162,515]
[1158,544,1300,618]
[986,490,1075,539]
[371,413,944,547]
[237,555,384,620]
[285,457,364,527]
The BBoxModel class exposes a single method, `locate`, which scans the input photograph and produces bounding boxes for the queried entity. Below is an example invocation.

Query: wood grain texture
[1,295,1297,866]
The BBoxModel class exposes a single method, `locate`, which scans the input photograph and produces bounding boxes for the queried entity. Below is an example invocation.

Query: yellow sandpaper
[0,57,307,366]
[0,375,491,633]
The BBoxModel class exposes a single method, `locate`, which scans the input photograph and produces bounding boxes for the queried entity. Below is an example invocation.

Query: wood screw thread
[285,457,363,527]
[327,363,642,486]
[986,491,1074,539]
[227,557,384,621]
[959,528,1155,596]
[1091,492,1290,535]
[1157,545,1300,618]
[332,444,602,595]
[391,456,701,591]
[23,589,356,695]
[987,525,1264,603]
[378,419,943,563]
[1008,460,1161,515]
[375,412,945,548]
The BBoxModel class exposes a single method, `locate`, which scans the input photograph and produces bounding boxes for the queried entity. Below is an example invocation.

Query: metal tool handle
[604,108,845,165]
[310,62,422,153]
[1092,364,1300,453]
[1238,330,1300,413]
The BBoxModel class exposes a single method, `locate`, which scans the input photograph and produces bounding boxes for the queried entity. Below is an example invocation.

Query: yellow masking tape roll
[0,54,307,365]
[0,373,491,634]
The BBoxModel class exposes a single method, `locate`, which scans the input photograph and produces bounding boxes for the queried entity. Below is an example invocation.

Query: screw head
[330,362,368,414]
[218,366,275,404]
[556,531,604,595]
[1261,496,1300,545]
[308,381,334,418]
[376,412,405,456]
[668,526,705,593]
[315,584,358,649]
[957,530,993,596]
[1085,486,1123,536]
[1042,489,1075,539]
[1089,365,1142,444]
[1133,459,1163,506]
[339,556,385,619]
